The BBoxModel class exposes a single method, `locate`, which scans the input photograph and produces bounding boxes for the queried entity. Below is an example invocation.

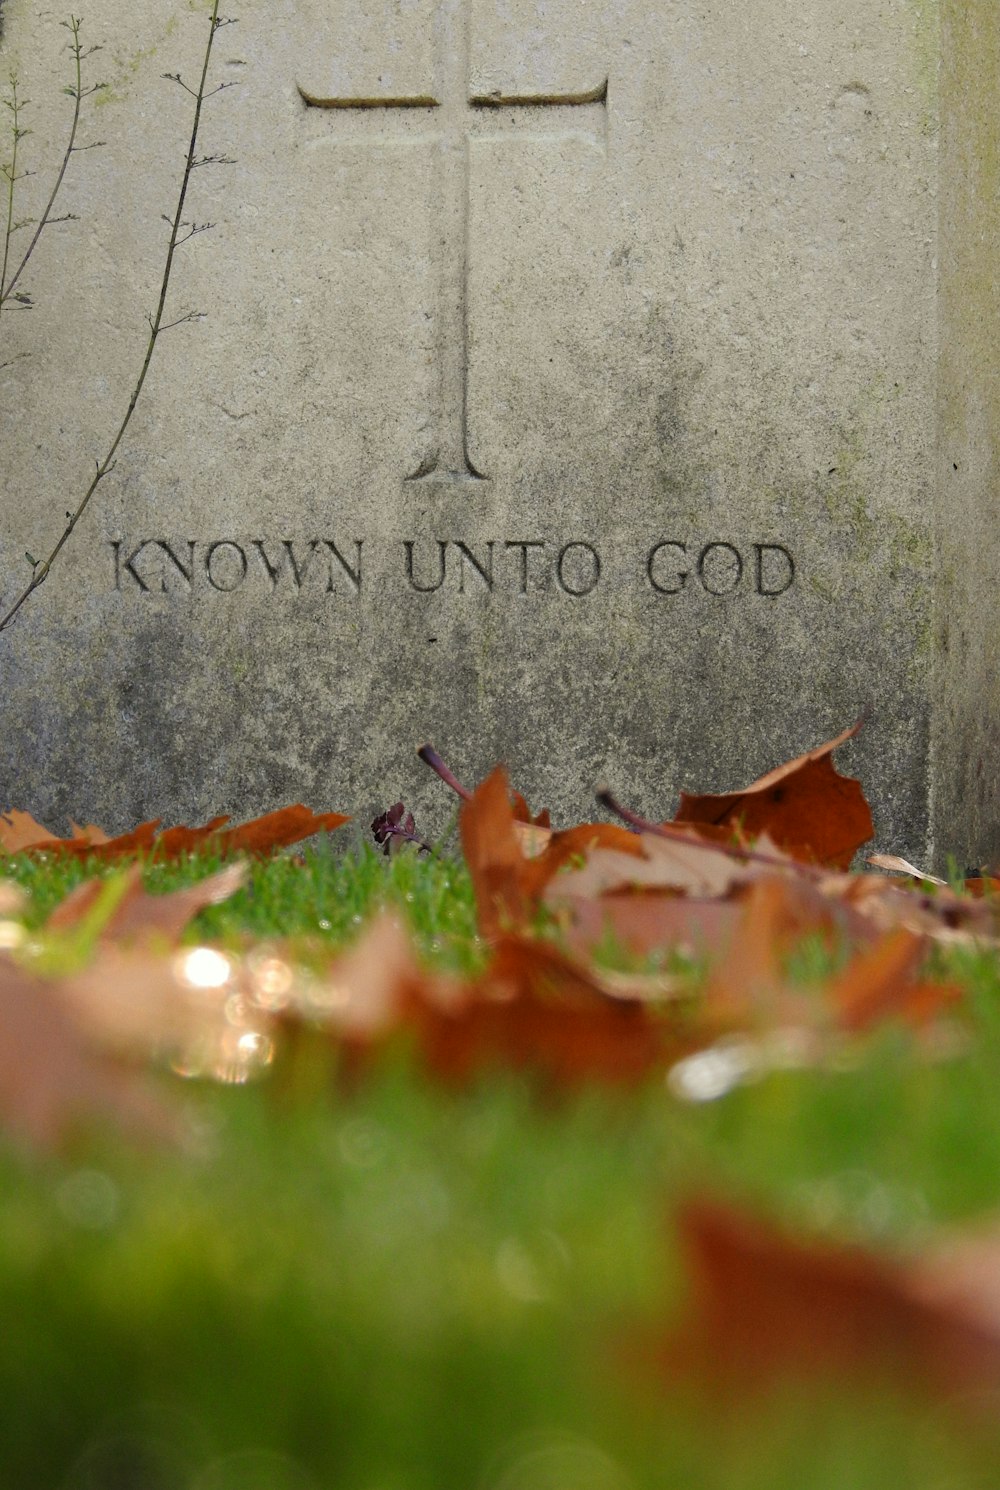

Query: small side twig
[0,4,235,634]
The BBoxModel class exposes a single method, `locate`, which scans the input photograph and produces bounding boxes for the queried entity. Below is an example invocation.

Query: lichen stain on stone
[821,374,918,566]
[940,0,1000,451]
[902,0,941,137]
[96,13,181,108]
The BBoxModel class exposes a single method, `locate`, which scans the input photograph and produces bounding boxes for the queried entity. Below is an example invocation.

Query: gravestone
[0,0,997,863]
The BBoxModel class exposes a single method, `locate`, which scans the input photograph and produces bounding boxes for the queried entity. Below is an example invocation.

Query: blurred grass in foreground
[3,841,1000,1488]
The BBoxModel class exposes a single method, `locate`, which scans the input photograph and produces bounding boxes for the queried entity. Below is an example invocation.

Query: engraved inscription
[298,0,607,485]
[402,538,605,595]
[647,542,795,597]
[111,540,363,594]
[111,538,795,599]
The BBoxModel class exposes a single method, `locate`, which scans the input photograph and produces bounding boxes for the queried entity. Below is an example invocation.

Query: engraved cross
[298,0,607,485]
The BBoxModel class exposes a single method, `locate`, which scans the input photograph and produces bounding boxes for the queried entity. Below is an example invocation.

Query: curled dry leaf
[868,853,947,886]
[459,766,644,939]
[0,880,25,919]
[46,862,247,944]
[459,767,535,938]
[674,722,874,870]
[370,802,433,857]
[556,893,746,961]
[694,874,842,1035]
[0,804,349,862]
[543,831,764,961]
[277,916,670,1091]
[415,933,671,1089]
[0,956,177,1152]
[306,912,454,1039]
[832,871,1000,947]
[826,927,960,1033]
[644,1196,1000,1410]
[545,832,759,905]
[0,810,161,858]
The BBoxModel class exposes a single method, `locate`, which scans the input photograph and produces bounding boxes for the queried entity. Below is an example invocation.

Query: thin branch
[0,0,227,633]
[1,18,103,312]
[0,72,24,311]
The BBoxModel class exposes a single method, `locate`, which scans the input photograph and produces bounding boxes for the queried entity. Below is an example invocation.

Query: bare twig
[0,4,234,634]
[0,18,105,316]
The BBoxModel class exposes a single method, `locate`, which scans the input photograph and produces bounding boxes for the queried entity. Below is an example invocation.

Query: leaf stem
[417,744,473,801]
[595,787,828,880]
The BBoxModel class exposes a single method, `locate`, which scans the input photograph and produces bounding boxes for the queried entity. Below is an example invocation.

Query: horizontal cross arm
[297,83,439,109]
[469,79,607,108]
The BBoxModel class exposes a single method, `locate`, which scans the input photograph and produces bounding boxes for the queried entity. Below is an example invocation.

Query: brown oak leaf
[674,722,874,869]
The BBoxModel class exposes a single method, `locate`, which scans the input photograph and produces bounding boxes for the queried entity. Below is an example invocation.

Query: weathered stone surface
[0,0,996,863]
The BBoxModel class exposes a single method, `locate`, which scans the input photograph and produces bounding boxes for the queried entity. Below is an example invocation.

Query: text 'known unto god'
[110,539,795,598]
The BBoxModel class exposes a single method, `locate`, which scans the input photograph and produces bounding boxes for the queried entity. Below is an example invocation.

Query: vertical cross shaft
[299,3,607,486]
[422,0,481,481]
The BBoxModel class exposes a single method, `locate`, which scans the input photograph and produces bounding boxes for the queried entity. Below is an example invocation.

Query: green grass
[4,842,1000,1488]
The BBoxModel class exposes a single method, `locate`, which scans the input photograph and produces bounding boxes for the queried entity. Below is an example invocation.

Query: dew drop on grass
[57,1169,120,1230]
[338,1119,387,1169]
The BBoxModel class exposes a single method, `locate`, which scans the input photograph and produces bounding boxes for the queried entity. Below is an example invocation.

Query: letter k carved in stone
[298,0,607,486]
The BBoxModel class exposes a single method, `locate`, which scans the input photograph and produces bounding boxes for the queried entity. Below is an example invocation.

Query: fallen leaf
[161,805,350,858]
[415,934,671,1089]
[832,872,1000,946]
[674,723,874,869]
[509,789,551,830]
[0,809,64,854]
[459,767,536,938]
[555,892,745,962]
[304,912,449,1039]
[646,1196,1000,1409]
[290,917,672,1091]
[0,810,160,858]
[46,862,247,944]
[826,927,959,1032]
[0,955,177,1151]
[459,767,648,937]
[696,874,846,1035]
[868,853,946,885]
[0,805,349,862]
[545,831,758,906]
[962,876,1000,900]
[0,881,24,919]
